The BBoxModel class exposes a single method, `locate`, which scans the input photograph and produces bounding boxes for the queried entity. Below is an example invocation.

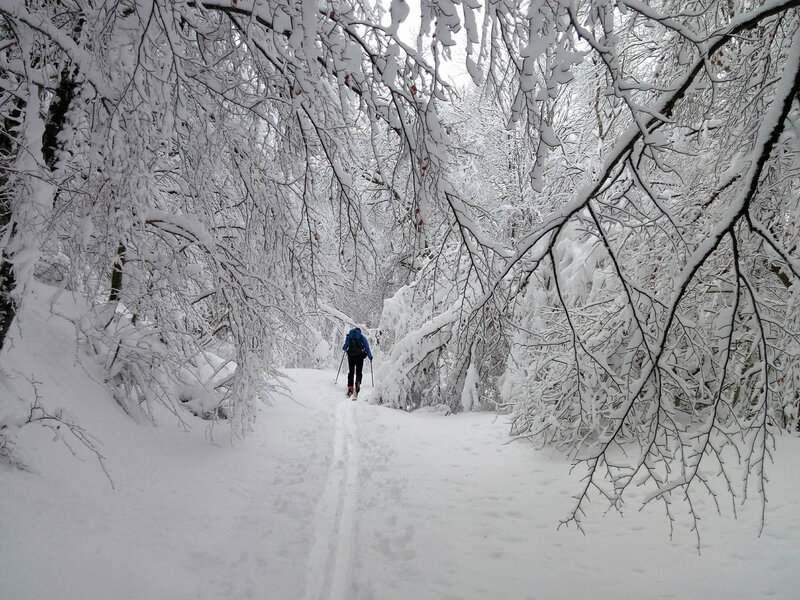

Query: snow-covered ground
[2,288,799,599]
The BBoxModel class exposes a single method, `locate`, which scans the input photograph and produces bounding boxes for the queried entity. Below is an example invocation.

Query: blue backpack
[346,329,367,359]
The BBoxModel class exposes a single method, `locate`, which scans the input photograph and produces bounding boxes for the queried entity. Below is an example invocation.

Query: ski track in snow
[304,400,359,600]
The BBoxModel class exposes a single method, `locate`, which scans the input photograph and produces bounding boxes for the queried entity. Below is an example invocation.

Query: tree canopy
[2,0,799,531]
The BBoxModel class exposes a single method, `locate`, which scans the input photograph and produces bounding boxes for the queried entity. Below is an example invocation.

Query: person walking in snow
[343,327,372,398]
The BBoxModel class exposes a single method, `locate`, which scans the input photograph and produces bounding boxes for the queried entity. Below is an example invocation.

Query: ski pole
[335,352,345,384]
[370,359,374,386]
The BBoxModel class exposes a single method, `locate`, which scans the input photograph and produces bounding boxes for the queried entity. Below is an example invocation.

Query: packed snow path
[305,401,360,600]
[2,367,799,599]
[291,371,799,600]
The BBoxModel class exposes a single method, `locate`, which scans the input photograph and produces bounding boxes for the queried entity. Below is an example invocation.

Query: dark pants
[347,355,364,389]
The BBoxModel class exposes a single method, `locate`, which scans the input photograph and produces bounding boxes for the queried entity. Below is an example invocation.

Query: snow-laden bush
[376,267,505,412]
[80,301,273,434]
[375,279,456,410]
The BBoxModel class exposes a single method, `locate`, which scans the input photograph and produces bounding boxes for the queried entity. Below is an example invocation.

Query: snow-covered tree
[0,0,458,430]
[370,0,800,534]
[3,0,799,532]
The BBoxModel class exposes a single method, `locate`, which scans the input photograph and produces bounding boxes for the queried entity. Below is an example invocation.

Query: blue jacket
[343,328,372,360]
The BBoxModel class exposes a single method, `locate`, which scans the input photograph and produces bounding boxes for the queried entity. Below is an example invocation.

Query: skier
[342,327,373,399]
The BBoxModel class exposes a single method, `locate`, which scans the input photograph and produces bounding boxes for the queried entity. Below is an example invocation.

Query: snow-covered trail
[2,365,799,599]
[304,400,360,600]
[283,370,799,600]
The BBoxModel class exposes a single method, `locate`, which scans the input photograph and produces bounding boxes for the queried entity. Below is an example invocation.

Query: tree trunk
[41,70,78,170]
[0,247,16,352]
[0,42,80,350]
[108,243,126,303]
[0,100,24,351]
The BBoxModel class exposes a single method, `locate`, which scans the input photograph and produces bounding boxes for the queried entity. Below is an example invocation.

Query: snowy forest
[2,0,800,578]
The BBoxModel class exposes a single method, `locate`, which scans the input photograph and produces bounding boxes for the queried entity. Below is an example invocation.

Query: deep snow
[2,286,799,599]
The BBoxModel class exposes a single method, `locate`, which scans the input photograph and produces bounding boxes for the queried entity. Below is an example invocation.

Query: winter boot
[346,386,354,397]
